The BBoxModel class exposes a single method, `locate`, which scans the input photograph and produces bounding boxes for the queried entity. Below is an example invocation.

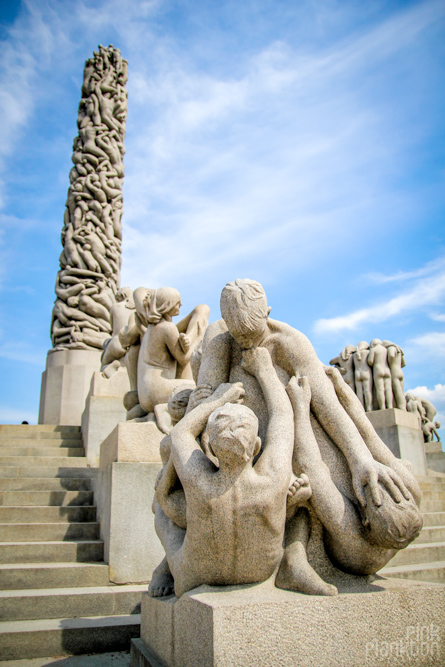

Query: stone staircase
[0,424,145,661]
[425,439,445,474]
[381,469,445,584]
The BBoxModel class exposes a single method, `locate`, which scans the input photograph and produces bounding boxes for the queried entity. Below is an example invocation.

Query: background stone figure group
[329,341,441,442]
[51,45,127,351]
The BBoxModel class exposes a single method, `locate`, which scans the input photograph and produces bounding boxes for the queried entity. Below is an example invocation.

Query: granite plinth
[366,408,427,475]
[38,348,102,425]
[132,578,445,667]
[93,422,164,584]
[82,368,130,467]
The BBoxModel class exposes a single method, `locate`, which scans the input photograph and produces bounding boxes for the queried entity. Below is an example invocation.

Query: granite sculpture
[117,286,209,422]
[51,45,127,351]
[149,279,422,599]
[330,339,406,412]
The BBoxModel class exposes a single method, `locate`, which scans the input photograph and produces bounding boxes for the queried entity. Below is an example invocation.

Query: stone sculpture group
[144,280,423,600]
[329,341,441,443]
[51,45,127,351]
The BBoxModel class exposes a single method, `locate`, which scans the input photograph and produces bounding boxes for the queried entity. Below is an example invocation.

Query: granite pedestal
[38,348,102,425]
[82,368,130,467]
[131,577,445,667]
[366,408,427,475]
[93,421,165,584]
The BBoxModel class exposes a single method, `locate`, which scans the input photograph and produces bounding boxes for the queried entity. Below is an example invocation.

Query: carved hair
[167,387,193,423]
[220,279,268,333]
[341,345,356,361]
[207,402,259,463]
[363,485,423,550]
[354,341,369,361]
[143,287,181,324]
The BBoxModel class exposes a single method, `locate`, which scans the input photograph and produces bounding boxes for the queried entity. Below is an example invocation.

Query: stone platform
[366,408,427,475]
[93,422,164,584]
[131,577,445,667]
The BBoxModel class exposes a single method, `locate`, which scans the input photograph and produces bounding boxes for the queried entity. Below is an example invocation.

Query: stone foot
[148,557,175,598]
[286,473,312,519]
[276,542,337,596]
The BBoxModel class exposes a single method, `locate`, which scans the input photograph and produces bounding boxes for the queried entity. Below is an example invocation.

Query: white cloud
[0,342,46,366]
[406,383,445,427]
[409,332,445,357]
[314,261,445,335]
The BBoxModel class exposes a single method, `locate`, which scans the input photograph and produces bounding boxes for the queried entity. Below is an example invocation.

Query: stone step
[0,446,85,458]
[419,488,445,502]
[0,505,97,524]
[381,560,445,585]
[0,477,91,491]
[416,499,445,513]
[0,562,110,590]
[0,456,90,468]
[0,613,140,660]
[0,439,83,449]
[426,453,445,473]
[422,512,445,527]
[0,540,104,564]
[0,584,145,622]
[0,490,94,506]
[389,541,445,567]
[416,473,445,484]
[416,525,445,543]
[0,465,97,479]
[0,522,100,542]
[425,441,443,454]
[0,425,81,434]
[419,481,445,491]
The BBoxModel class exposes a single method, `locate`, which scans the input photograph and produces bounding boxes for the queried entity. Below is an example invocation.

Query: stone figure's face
[168,301,181,317]
[225,315,268,350]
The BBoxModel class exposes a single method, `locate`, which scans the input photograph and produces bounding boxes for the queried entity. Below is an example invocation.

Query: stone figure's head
[434,421,441,429]
[361,485,423,550]
[354,341,369,361]
[220,279,271,349]
[143,287,181,323]
[341,345,356,361]
[167,387,193,424]
[207,403,261,466]
[370,339,382,348]
[116,286,133,305]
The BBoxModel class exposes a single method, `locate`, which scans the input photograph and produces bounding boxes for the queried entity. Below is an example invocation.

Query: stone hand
[241,347,272,376]
[212,382,245,405]
[324,366,343,384]
[352,460,411,507]
[179,333,191,353]
[187,385,214,411]
[286,375,311,409]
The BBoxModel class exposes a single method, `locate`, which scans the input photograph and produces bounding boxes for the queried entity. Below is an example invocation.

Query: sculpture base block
[93,422,164,584]
[82,368,130,467]
[38,348,102,425]
[366,408,427,476]
[132,578,445,667]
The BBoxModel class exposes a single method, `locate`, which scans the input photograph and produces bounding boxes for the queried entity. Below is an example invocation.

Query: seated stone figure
[152,346,294,599]
[278,372,422,594]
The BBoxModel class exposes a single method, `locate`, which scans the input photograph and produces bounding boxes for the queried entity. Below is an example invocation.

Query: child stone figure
[278,370,423,593]
[152,346,295,599]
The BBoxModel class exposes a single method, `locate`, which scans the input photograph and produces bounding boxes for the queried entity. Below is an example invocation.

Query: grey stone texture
[367,408,427,475]
[150,279,423,601]
[82,368,130,466]
[136,578,445,667]
[39,348,102,425]
[93,423,164,583]
[51,45,127,353]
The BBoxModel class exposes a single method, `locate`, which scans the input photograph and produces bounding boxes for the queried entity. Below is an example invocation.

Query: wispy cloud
[0,342,46,366]
[314,256,445,335]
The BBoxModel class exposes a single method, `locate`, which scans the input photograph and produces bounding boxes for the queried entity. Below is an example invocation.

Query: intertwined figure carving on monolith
[39,45,128,425]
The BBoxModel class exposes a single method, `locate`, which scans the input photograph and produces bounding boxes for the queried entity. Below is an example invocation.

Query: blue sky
[0,0,444,425]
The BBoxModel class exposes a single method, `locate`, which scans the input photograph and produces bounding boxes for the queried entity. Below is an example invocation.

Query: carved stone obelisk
[39,45,128,425]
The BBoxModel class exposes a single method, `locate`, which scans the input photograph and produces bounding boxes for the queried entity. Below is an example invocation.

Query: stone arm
[241,348,294,479]
[169,383,245,485]
[367,347,375,367]
[54,277,85,301]
[118,311,141,348]
[280,331,406,507]
[196,321,231,390]
[329,355,341,367]
[325,366,418,505]
[164,323,199,368]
